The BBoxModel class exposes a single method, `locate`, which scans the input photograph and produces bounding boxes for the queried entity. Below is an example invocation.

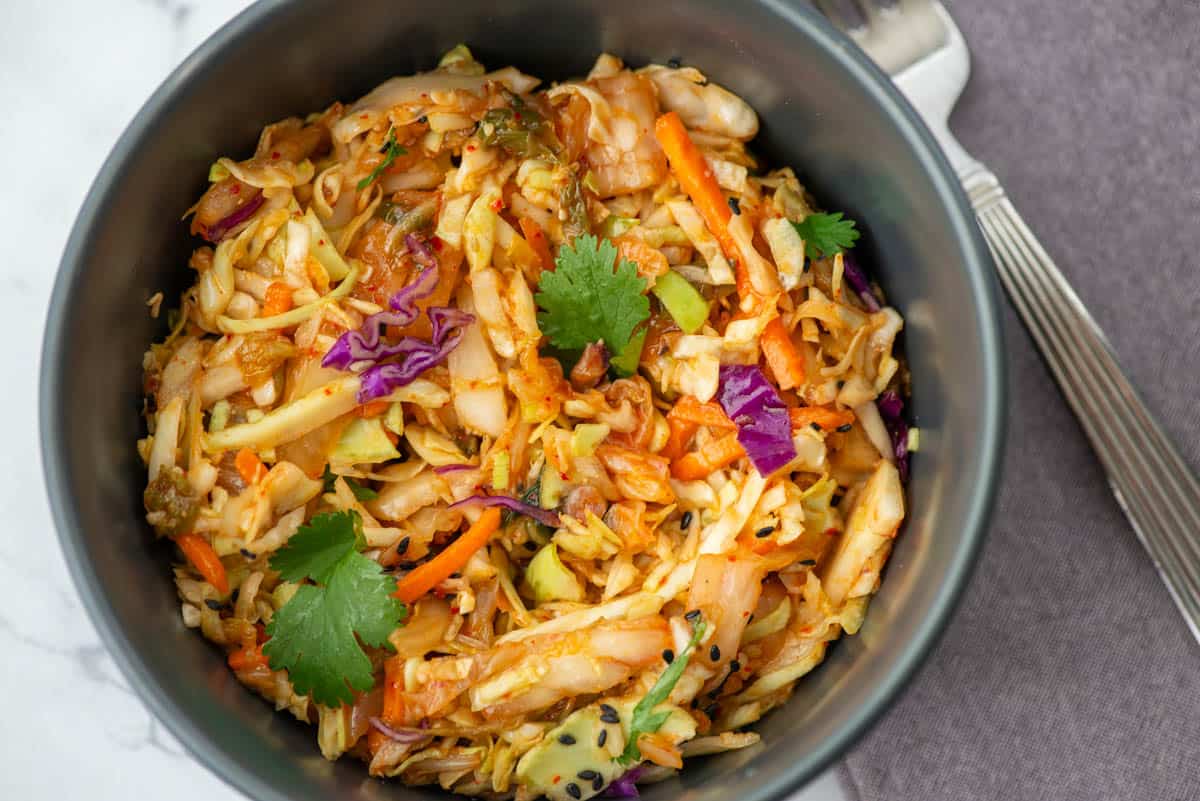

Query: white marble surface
[2,2,845,799]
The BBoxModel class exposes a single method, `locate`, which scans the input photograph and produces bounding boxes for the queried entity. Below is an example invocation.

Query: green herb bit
[617,618,708,765]
[357,130,408,191]
[790,212,860,260]
[479,95,560,160]
[321,465,379,501]
[263,511,406,706]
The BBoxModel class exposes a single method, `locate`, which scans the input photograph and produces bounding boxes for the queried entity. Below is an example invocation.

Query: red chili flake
[728,555,737,562]
[318,239,325,246]
[323,387,333,396]
[230,184,240,194]
[449,605,460,615]
[552,776,561,785]
[271,151,280,160]
[490,197,504,212]
[431,237,444,251]
[360,113,369,120]
[466,144,476,152]
[824,527,839,537]
[513,112,522,121]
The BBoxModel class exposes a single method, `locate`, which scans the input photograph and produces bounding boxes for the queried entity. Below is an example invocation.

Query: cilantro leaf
[263,511,406,706]
[321,465,379,501]
[535,234,649,355]
[357,130,407,191]
[790,212,860,260]
[618,618,708,765]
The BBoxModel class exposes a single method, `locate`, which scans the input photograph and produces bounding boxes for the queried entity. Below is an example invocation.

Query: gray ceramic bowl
[41,1,1005,799]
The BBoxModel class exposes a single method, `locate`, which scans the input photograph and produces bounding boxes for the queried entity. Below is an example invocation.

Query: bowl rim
[40,1,1006,799]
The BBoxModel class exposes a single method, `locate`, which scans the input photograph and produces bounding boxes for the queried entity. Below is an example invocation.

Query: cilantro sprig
[790,212,860,260]
[535,234,649,356]
[263,511,406,707]
[617,617,708,765]
[357,130,408,191]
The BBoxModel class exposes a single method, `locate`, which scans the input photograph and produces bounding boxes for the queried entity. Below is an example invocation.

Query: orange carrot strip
[671,432,746,480]
[518,216,555,276]
[235,447,266,484]
[358,400,390,418]
[393,507,502,603]
[176,533,230,595]
[761,317,806,390]
[789,406,856,432]
[669,396,738,429]
[662,417,699,462]
[381,655,404,726]
[654,111,750,296]
[227,643,267,671]
[261,281,294,317]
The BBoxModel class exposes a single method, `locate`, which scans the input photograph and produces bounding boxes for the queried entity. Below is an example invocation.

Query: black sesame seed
[418,115,428,124]
[729,659,741,673]
[597,729,608,747]
[690,698,700,709]
[830,494,842,508]
[662,649,675,664]
[599,704,620,724]
[578,770,599,781]
[727,196,741,215]
[566,783,582,799]
[558,734,577,745]
[240,548,255,559]
[684,609,701,622]
[204,599,223,611]
[836,379,846,389]
[799,559,817,566]
[747,614,754,623]
[457,737,471,746]
[667,57,682,69]
[449,572,462,579]
[709,644,721,662]
[703,703,719,718]
[836,423,853,433]
[397,536,411,554]
[680,511,693,530]
[755,526,774,539]
[593,775,605,792]
[810,422,822,432]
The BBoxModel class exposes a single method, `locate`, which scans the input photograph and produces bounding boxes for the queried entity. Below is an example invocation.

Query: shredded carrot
[614,234,670,280]
[669,396,737,429]
[789,406,856,432]
[654,111,750,297]
[176,533,230,595]
[234,447,266,484]
[761,317,806,390]
[663,416,699,462]
[393,507,502,603]
[518,216,555,276]
[227,643,267,671]
[261,281,294,317]
[381,655,405,726]
[671,432,746,480]
[358,400,390,418]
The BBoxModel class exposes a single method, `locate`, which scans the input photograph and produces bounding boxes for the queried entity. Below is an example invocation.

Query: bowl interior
[42,2,1004,800]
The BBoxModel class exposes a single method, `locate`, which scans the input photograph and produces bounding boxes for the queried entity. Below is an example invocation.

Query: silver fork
[817,0,1200,643]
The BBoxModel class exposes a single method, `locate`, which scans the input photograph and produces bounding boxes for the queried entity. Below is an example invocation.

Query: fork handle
[965,170,1200,639]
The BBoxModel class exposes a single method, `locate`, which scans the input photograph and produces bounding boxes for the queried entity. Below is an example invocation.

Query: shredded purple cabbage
[604,766,644,798]
[205,190,265,242]
[448,494,561,528]
[716,364,797,476]
[433,463,477,475]
[875,390,910,482]
[405,232,437,269]
[368,717,430,743]
[322,268,474,403]
[841,253,881,313]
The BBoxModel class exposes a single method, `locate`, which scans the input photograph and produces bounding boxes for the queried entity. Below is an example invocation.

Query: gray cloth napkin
[839,1,1200,799]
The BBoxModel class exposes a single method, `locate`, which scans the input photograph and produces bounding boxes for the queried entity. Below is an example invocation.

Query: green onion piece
[651,270,710,334]
[609,328,647,377]
[597,215,639,240]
